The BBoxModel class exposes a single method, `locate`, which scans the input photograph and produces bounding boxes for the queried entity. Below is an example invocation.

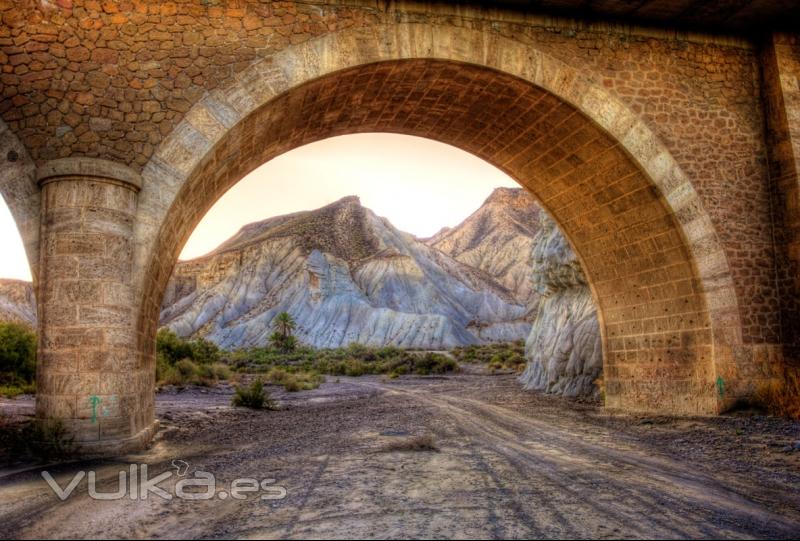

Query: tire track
[357,380,800,539]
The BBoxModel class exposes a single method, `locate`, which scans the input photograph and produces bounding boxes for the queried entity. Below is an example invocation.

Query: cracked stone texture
[520,213,602,398]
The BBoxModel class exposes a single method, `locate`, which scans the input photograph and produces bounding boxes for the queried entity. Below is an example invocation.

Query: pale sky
[0,198,29,281]
[180,134,518,260]
[0,134,519,280]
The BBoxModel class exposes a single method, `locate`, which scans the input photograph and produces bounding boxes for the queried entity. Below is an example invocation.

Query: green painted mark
[89,395,102,424]
[716,376,725,398]
[102,395,117,417]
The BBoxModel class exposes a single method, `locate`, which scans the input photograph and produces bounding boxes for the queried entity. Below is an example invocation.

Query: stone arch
[0,118,40,283]
[136,23,743,414]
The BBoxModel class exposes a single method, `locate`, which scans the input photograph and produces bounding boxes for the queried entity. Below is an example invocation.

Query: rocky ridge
[161,196,532,349]
[426,187,542,306]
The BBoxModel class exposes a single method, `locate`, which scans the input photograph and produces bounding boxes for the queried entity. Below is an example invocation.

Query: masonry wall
[0,0,791,371]
[762,33,800,365]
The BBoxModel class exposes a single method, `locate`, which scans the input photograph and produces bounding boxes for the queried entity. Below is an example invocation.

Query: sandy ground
[1,373,799,539]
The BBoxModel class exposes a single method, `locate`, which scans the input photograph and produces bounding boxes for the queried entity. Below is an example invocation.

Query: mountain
[426,187,542,306]
[519,213,602,398]
[160,196,532,349]
[0,279,36,327]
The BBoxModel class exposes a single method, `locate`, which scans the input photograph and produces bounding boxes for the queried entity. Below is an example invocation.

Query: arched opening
[158,132,598,396]
[0,194,37,400]
[139,59,718,417]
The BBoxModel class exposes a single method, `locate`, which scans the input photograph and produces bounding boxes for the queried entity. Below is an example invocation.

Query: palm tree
[270,312,297,353]
[274,311,296,339]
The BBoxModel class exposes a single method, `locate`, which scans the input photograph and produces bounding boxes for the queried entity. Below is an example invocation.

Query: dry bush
[380,434,439,453]
[231,379,277,410]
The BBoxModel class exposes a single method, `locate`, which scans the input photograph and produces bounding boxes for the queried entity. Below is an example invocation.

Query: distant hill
[0,279,36,327]
[426,187,542,307]
[161,194,534,349]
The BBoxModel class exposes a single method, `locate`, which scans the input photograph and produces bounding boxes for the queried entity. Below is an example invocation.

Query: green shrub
[155,352,172,383]
[226,342,461,381]
[175,359,199,378]
[232,379,276,410]
[0,381,36,398]
[264,367,323,392]
[414,353,457,375]
[452,341,526,373]
[343,359,369,377]
[210,362,232,380]
[0,322,36,385]
[190,338,222,365]
[156,328,193,365]
[154,330,233,387]
[159,366,185,387]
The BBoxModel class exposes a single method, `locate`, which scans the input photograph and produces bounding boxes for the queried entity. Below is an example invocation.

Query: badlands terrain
[161,192,532,350]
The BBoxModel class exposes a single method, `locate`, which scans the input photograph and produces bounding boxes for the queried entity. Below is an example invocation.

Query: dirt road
[1,374,799,539]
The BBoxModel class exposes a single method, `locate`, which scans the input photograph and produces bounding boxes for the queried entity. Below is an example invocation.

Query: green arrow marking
[89,395,102,424]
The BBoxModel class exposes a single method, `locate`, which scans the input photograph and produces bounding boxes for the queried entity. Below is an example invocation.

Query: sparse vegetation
[0,322,37,397]
[379,434,439,453]
[452,341,527,373]
[227,342,459,387]
[155,328,230,387]
[231,379,277,410]
[0,381,36,398]
[264,367,325,392]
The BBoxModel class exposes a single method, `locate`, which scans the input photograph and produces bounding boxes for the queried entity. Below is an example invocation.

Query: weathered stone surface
[761,33,800,367]
[0,2,782,356]
[519,214,602,398]
[35,157,154,455]
[161,196,530,349]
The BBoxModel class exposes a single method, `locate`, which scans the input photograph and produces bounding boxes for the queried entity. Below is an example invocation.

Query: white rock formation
[0,279,36,326]
[426,187,542,307]
[519,214,602,398]
[161,196,531,349]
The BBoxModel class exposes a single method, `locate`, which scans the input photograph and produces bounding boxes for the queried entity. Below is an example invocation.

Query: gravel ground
[1,373,799,539]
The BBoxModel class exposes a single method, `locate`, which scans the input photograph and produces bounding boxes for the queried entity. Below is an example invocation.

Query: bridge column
[35,158,156,455]
[761,33,800,367]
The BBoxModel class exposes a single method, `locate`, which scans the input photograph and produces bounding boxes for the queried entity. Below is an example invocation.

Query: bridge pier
[762,33,800,367]
[35,158,156,455]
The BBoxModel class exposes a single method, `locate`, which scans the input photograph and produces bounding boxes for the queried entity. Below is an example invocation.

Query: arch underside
[142,59,717,413]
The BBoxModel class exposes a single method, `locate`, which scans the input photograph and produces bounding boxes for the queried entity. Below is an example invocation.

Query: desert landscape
[2,188,799,539]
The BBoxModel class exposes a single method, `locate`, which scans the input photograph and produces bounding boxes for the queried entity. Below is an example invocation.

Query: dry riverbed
[1,374,800,539]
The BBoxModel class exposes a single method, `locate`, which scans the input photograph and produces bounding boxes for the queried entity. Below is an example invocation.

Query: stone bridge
[0,0,798,455]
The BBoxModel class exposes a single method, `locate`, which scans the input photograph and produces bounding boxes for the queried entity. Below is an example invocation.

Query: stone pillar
[761,33,800,367]
[35,158,156,455]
